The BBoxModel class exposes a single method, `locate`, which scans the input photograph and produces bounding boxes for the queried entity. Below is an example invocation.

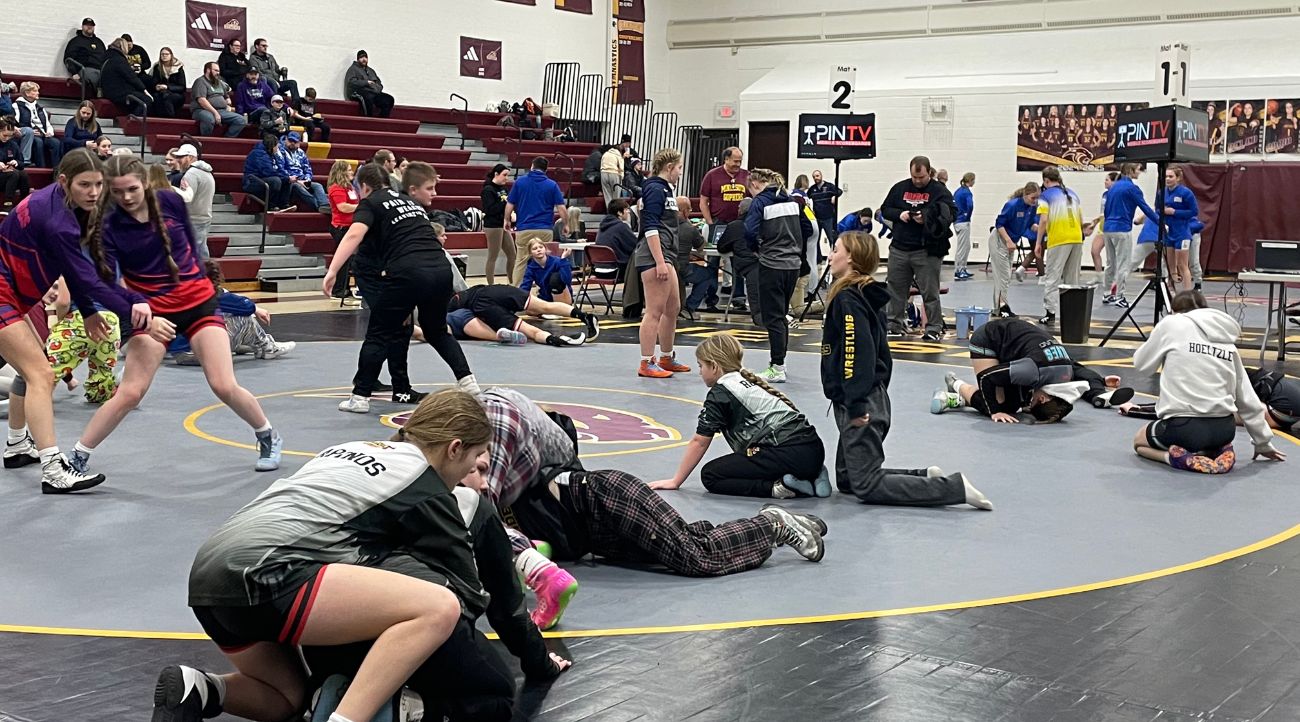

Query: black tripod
[797,157,842,323]
[1099,160,1173,346]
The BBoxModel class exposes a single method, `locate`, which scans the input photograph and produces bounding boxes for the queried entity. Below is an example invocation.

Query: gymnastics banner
[611,0,645,104]
[556,0,592,13]
[1016,102,1147,171]
[185,1,247,51]
[1226,100,1264,154]
[459,37,503,80]
[1191,100,1227,155]
[1264,99,1300,154]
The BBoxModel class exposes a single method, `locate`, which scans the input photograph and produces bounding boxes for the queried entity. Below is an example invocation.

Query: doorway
[748,121,790,180]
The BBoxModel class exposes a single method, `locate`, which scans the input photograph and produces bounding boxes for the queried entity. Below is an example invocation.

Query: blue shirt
[995,196,1037,242]
[506,169,565,231]
[954,185,973,223]
[837,213,871,234]
[1102,177,1158,233]
[1161,185,1199,242]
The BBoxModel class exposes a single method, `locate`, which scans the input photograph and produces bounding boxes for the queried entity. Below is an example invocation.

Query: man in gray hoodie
[344,50,394,118]
[174,143,216,259]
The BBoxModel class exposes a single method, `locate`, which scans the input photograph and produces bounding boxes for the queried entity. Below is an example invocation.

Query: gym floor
[2,276,1298,721]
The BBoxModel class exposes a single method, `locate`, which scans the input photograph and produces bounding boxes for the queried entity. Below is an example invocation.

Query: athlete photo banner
[797,113,877,160]
[1264,99,1300,154]
[556,0,592,13]
[1226,99,1264,154]
[460,37,503,80]
[1192,100,1227,155]
[1016,102,1147,171]
[611,0,645,104]
[185,1,247,51]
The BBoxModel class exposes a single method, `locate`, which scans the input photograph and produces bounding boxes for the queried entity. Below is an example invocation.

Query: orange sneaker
[639,359,673,378]
[658,354,691,373]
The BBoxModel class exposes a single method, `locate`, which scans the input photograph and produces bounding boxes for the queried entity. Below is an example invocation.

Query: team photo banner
[1016,102,1147,171]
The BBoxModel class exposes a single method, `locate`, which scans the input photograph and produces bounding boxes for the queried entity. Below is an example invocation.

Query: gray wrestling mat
[0,338,1296,638]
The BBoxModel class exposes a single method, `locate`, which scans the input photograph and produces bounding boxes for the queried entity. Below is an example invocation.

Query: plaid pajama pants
[560,469,776,577]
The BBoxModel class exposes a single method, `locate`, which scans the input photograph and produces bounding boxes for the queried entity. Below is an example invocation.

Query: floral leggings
[46,311,121,403]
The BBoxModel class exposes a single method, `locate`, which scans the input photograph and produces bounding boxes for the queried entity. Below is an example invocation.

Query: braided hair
[86,154,181,283]
[695,335,798,411]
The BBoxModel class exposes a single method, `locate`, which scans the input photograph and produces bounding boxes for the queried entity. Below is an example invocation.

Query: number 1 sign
[1155,43,1191,106]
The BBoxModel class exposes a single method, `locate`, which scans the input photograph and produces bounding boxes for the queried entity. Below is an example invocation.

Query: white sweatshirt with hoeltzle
[1133,308,1277,454]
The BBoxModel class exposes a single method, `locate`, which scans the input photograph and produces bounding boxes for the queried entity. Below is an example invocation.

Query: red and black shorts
[192,564,328,652]
[131,294,224,340]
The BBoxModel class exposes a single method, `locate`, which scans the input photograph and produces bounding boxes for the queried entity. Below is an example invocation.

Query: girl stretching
[652,334,829,499]
[821,231,993,510]
[70,154,283,474]
[634,148,688,378]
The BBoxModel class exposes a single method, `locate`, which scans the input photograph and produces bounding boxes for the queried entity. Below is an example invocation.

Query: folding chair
[576,244,623,315]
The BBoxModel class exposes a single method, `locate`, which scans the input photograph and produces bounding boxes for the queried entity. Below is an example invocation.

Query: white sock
[254,423,272,434]
[8,426,27,443]
[74,441,95,457]
[514,548,553,585]
[953,380,974,397]
[961,474,994,511]
[328,714,357,722]
[552,471,571,486]
[204,671,227,706]
[456,374,481,395]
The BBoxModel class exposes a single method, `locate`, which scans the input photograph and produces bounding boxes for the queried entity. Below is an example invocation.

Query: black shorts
[1146,415,1236,454]
[192,564,327,652]
[132,294,222,340]
[451,285,528,333]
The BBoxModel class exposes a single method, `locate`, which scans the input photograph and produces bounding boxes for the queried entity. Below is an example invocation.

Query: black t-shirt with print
[352,188,444,268]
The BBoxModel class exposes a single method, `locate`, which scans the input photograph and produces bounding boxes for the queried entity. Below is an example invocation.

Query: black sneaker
[1038,312,1055,326]
[998,304,1016,318]
[730,300,749,312]
[392,389,428,404]
[152,665,223,721]
[701,304,723,314]
[886,330,906,340]
[921,331,943,342]
[374,381,393,394]
[581,313,600,341]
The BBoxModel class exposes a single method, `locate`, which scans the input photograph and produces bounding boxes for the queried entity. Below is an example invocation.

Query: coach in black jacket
[879,155,954,341]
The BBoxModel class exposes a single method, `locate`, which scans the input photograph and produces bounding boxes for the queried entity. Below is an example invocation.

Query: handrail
[135,97,148,157]
[258,185,271,254]
[449,93,468,150]
[501,136,521,170]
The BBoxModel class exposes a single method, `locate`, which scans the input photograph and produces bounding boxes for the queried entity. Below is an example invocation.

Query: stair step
[261,277,326,293]
[258,266,326,280]
[252,255,323,269]
[225,245,301,256]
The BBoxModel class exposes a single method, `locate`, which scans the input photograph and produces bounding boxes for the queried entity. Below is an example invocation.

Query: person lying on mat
[445,284,596,348]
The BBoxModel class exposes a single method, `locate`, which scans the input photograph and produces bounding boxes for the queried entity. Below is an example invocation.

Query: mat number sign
[829,65,856,112]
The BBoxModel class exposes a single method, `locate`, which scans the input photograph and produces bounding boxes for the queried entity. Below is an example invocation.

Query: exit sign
[714,103,736,121]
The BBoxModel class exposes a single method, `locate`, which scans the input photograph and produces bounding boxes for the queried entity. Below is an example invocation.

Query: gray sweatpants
[600,172,621,206]
[1042,242,1082,315]
[989,229,1013,308]
[953,222,972,272]
[1190,233,1203,285]
[833,388,967,506]
[886,249,942,334]
[1102,231,1131,298]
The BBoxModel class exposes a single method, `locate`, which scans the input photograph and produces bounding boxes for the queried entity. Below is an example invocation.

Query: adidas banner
[460,37,503,80]
[185,0,247,51]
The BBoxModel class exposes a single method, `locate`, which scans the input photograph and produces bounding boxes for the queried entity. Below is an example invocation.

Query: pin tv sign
[797,113,877,161]
[1114,105,1210,164]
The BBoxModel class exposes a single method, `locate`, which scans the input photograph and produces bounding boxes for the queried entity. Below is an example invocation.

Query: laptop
[1254,240,1300,274]
[706,223,727,248]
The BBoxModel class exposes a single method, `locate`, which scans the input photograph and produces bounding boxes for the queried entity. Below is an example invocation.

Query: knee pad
[11,375,26,396]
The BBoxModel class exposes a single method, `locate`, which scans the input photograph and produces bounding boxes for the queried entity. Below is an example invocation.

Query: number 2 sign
[830,65,857,112]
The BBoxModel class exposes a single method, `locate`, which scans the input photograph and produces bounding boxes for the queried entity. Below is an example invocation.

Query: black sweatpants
[833,387,967,506]
[758,266,799,366]
[356,88,395,118]
[731,254,764,326]
[700,437,825,498]
[351,256,471,396]
[328,225,352,298]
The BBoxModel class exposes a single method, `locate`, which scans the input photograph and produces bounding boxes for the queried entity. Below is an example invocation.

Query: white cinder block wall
[663,4,1300,263]
[0,2,611,112]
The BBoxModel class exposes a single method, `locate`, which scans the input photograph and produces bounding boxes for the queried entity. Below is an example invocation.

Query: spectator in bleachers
[63,18,105,93]
[514,98,543,136]
[505,156,567,282]
[243,134,293,212]
[622,157,644,200]
[620,133,641,162]
[372,149,399,188]
[119,34,151,85]
[582,144,607,186]
[217,38,250,87]
[326,160,359,300]
[101,38,152,117]
[13,83,61,168]
[595,198,638,266]
[174,143,215,258]
[280,132,329,212]
[93,136,113,159]
[148,47,186,118]
[480,163,514,285]
[61,101,103,156]
[235,68,275,126]
[146,163,172,191]
[259,94,291,138]
[249,38,299,102]
[0,70,15,116]
[164,148,182,185]
[554,207,585,242]
[0,120,30,209]
[191,62,247,137]
[290,87,331,142]
[345,50,394,118]
[600,143,623,206]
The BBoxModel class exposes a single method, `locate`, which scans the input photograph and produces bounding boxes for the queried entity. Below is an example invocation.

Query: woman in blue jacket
[61,101,103,156]
[1162,166,1199,292]
[991,183,1040,317]
[519,238,574,304]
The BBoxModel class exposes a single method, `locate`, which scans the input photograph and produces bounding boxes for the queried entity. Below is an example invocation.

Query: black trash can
[1059,284,1095,344]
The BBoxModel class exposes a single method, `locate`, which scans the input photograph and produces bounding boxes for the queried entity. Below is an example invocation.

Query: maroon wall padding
[1183,162,1300,273]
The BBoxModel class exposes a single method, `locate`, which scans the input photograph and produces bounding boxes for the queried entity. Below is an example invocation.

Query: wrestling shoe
[886,329,907,340]
[922,331,943,342]
[998,304,1016,318]
[944,371,961,394]
[151,664,223,722]
[532,540,553,559]
[658,354,691,373]
[638,359,673,378]
[580,312,600,341]
[255,431,282,472]
[527,564,579,631]
[40,455,105,495]
[546,332,586,347]
[496,328,528,345]
[255,341,295,360]
[771,481,797,499]
[1113,296,1130,309]
[3,431,39,469]
[173,351,200,366]
[930,390,965,414]
[392,389,428,404]
[1102,294,1116,306]
[69,449,90,474]
[1091,387,1135,409]
[338,395,370,414]
[1167,445,1222,474]
[1038,312,1055,326]
[758,365,787,383]
[760,504,824,562]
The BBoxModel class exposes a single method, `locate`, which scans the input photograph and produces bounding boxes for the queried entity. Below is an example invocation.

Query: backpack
[462,207,484,233]
[428,209,467,232]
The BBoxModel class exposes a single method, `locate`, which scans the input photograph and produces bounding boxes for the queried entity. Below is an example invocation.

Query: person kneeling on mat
[520,238,574,305]
[822,231,992,510]
[303,467,571,722]
[446,284,595,348]
[651,334,830,499]
[1124,290,1285,473]
[1246,368,1300,433]
[931,317,1134,423]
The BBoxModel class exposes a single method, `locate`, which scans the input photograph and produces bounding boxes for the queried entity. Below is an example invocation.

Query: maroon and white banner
[460,37,503,80]
[556,0,592,12]
[611,0,645,104]
[185,1,247,51]
[497,0,535,4]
